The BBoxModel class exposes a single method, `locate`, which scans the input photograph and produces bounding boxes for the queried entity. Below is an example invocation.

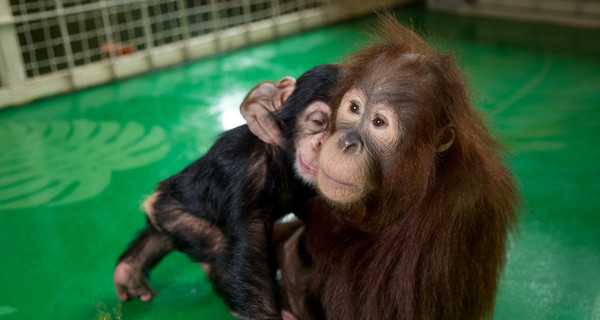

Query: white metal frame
[0,0,412,108]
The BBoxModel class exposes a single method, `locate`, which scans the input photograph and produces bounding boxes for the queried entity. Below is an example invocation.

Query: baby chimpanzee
[113,64,342,319]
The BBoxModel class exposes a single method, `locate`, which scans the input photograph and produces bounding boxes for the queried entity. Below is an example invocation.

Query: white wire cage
[0,0,412,108]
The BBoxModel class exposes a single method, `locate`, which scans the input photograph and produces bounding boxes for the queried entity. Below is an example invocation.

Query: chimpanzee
[113,64,343,319]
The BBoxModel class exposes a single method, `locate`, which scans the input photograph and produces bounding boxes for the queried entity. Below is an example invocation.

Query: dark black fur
[117,64,342,319]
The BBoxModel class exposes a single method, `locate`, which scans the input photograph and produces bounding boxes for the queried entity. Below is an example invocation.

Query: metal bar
[270,0,281,36]
[208,0,222,51]
[40,16,58,73]
[176,0,191,60]
[99,0,117,79]
[54,0,78,87]
[0,0,26,87]
[139,0,156,68]
[298,0,306,30]
[324,0,335,23]
[75,10,91,65]
[242,0,252,44]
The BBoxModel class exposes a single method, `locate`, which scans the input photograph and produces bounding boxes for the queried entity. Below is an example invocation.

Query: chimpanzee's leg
[114,224,173,301]
[207,217,281,320]
[121,192,282,319]
[152,204,227,268]
[114,192,174,301]
[151,206,281,319]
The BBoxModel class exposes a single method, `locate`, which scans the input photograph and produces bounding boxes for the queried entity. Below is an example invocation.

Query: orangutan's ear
[436,125,455,152]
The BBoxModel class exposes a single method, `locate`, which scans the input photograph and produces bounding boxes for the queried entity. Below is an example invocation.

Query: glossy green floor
[1,5,599,320]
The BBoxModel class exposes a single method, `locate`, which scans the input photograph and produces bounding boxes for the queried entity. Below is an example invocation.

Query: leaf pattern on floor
[0,120,170,210]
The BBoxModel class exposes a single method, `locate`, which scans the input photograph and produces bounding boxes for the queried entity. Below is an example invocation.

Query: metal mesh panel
[186,1,214,37]
[148,1,184,46]
[107,4,147,53]
[67,10,106,67]
[0,0,411,107]
[11,0,57,15]
[15,14,67,77]
[215,0,247,29]
[249,0,274,22]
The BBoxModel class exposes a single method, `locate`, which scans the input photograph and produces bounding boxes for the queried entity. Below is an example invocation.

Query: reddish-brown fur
[296,15,518,320]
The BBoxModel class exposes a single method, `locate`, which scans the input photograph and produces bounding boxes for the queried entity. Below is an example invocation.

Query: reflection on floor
[1,4,599,320]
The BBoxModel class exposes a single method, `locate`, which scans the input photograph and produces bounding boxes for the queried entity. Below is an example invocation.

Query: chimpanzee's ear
[273,76,296,110]
[239,80,285,147]
[241,80,276,113]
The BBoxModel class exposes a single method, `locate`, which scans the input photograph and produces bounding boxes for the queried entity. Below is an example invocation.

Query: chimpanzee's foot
[113,262,154,301]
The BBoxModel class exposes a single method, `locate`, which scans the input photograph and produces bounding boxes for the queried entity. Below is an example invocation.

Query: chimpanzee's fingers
[139,290,154,302]
[115,285,131,301]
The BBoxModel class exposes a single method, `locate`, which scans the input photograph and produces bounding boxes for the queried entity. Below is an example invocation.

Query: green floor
[1,5,599,320]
